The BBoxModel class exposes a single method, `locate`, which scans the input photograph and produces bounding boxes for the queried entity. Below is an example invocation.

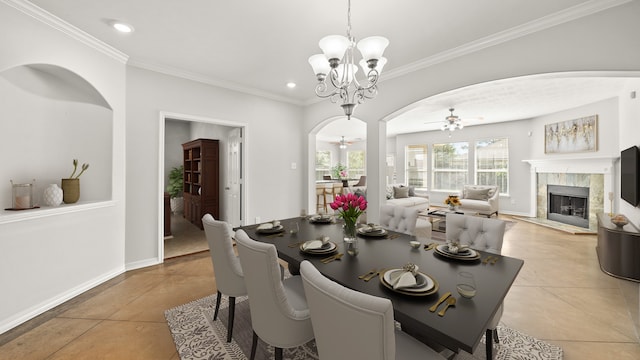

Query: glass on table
[456,271,477,298]
[289,222,300,235]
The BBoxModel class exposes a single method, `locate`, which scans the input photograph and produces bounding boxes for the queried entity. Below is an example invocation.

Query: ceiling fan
[331,136,353,149]
[422,108,483,133]
[442,108,464,131]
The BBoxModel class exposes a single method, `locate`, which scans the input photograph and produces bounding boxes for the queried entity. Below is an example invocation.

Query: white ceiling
[28,0,634,141]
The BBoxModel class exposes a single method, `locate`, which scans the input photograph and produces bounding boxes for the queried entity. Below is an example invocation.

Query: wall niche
[0,64,113,211]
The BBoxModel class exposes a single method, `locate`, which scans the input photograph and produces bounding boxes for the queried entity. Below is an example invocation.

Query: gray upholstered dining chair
[353,175,366,186]
[445,213,506,359]
[300,260,445,360]
[234,229,314,360]
[201,214,247,342]
[379,204,420,236]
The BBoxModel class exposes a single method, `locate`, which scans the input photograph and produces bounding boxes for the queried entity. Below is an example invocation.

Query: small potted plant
[167,165,184,214]
[331,163,347,179]
[62,159,89,204]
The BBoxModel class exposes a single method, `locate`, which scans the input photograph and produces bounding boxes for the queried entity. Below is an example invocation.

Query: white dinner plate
[256,224,284,234]
[379,269,439,296]
[357,227,388,237]
[434,245,481,260]
[300,241,337,254]
[309,215,334,224]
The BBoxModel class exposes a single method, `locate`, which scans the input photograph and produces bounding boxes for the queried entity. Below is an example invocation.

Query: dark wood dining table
[239,216,524,355]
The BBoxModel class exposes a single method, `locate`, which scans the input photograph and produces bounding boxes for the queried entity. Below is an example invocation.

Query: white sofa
[457,185,499,217]
[385,184,430,212]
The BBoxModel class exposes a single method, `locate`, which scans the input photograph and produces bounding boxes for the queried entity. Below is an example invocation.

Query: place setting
[255,220,285,235]
[377,263,439,296]
[308,214,336,224]
[356,223,393,238]
[433,241,481,261]
[294,235,342,262]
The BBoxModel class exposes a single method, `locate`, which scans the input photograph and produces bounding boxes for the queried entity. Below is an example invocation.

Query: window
[476,138,509,194]
[347,150,365,179]
[405,145,428,188]
[432,142,469,191]
[315,150,331,180]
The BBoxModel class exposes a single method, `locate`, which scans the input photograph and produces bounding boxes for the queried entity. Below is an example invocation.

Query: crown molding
[382,0,632,81]
[127,60,304,106]
[2,0,128,64]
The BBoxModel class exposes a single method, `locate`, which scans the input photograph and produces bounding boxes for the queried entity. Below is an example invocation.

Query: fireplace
[547,185,589,228]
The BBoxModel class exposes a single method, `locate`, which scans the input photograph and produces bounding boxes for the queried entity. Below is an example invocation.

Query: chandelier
[308,0,389,120]
[441,108,464,132]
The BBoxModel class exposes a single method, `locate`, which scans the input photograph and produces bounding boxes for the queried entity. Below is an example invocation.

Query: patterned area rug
[165,294,562,360]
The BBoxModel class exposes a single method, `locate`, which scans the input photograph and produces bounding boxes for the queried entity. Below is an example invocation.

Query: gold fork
[358,269,377,279]
[364,268,386,282]
[320,253,343,264]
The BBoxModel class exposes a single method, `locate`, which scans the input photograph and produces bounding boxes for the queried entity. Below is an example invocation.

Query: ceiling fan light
[308,54,331,77]
[319,35,351,62]
[357,36,389,61]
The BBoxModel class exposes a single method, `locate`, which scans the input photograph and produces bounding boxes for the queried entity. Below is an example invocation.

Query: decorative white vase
[43,183,63,207]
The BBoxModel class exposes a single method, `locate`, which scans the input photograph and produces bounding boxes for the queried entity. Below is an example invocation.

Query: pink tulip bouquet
[330,193,367,241]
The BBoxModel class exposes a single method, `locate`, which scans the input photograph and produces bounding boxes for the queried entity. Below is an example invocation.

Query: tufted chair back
[445,213,506,254]
[379,205,419,236]
[234,229,314,352]
[445,213,506,359]
[300,261,445,360]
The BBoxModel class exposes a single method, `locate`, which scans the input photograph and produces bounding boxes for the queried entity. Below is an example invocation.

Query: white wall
[2,0,640,335]
[389,97,622,216]
[528,98,620,159]
[392,119,534,215]
[125,66,304,266]
[0,2,126,333]
[302,0,640,222]
[164,119,191,185]
[618,79,640,227]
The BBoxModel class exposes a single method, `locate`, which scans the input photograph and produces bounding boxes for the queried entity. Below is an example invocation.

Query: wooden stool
[316,185,326,213]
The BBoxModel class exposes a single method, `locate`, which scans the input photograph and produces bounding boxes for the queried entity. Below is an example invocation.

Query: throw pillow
[408,186,416,197]
[393,186,410,199]
[354,188,366,199]
[466,188,490,200]
[386,185,394,199]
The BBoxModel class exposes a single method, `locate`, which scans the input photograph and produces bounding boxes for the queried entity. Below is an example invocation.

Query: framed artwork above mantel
[544,115,598,154]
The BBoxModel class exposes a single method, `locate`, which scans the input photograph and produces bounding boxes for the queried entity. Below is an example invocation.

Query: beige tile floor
[1,215,639,359]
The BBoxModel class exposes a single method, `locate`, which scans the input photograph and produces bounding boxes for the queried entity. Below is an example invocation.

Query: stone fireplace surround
[524,157,617,230]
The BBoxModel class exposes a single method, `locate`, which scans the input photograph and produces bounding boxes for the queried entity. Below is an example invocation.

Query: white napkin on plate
[303,240,323,250]
[389,264,419,289]
[257,223,273,230]
[362,224,383,233]
[303,236,330,250]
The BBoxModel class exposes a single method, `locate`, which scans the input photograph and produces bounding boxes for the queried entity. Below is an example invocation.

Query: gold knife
[429,291,451,312]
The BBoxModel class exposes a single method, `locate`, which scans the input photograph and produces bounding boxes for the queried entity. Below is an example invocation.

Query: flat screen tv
[621,145,640,207]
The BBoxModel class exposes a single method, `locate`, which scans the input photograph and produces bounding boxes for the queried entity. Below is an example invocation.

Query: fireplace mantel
[523,156,619,220]
[523,156,619,174]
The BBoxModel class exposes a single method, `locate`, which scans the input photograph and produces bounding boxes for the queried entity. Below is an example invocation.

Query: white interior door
[225,128,242,227]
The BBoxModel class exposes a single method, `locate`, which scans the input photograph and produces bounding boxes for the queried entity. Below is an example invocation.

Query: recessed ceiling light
[286,82,296,89]
[112,22,134,33]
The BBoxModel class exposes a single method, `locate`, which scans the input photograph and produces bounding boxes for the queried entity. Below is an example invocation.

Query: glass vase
[343,217,358,243]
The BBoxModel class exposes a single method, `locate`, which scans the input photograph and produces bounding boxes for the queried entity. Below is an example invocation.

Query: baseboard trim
[125,257,162,271]
[0,265,125,335]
